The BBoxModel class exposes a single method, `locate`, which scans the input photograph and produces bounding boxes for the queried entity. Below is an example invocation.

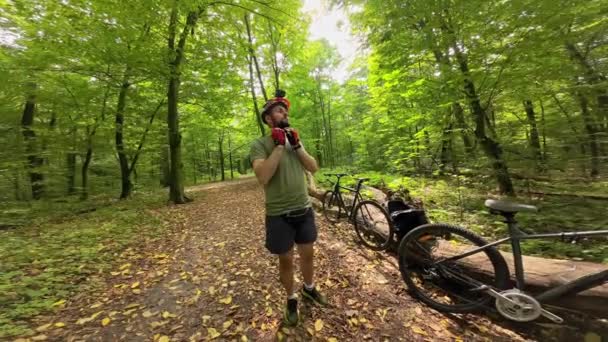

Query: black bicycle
[321,173,394,250]
[398,198,608,323]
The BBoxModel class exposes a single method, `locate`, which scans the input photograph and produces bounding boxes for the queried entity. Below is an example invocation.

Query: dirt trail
[24,179,581,341]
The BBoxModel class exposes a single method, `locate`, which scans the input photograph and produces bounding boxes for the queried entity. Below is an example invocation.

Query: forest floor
[5,178,608,342]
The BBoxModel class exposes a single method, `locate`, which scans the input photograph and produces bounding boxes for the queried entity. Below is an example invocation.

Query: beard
[275,118,290,129]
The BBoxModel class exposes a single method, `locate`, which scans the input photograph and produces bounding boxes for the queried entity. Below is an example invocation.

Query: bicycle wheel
[322,191,343,224]
[353,200,394,251]
[398,223,510,313]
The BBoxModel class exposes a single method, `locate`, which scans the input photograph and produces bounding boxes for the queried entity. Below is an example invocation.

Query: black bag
[387,199,429,241]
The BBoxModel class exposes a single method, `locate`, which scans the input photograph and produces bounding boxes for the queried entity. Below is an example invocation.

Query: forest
[1,0,607,340]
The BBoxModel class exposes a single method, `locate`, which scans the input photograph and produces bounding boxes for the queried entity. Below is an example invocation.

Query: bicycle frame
[331,180,366,221]
[435,213,608,302]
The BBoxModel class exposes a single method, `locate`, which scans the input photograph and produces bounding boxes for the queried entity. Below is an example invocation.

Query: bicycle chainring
[495,289,542,322]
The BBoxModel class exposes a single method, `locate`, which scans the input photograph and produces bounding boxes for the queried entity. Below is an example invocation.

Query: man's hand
[271,128,286,146]
[285,128,301,150]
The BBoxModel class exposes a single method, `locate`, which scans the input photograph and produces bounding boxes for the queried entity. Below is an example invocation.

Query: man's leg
[278,248,295,296]
[296,243,314,286]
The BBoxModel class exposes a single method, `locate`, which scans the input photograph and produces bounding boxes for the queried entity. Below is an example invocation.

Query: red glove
[285,128,301,150]
[271,128,286,146]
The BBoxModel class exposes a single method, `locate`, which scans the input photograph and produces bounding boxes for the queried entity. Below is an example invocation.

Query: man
[249,90,327,326]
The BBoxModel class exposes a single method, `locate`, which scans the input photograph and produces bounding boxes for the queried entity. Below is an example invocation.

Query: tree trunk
[451,39,514,195]
[218,133,225,181]
[523,100,544,173]
[244,14,267,101]
[166,4,199,204]
[247,54,265,136]
[228,133,234,179]
[453,102,475,157]
[578,93,600,177]
[115,69,132,199]
[21,82,44,200]
[539,99,547,162]
[267,20,281,90]
[66,152,77,194]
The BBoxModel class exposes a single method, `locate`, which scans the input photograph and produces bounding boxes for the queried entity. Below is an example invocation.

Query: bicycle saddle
[485,199,537,214]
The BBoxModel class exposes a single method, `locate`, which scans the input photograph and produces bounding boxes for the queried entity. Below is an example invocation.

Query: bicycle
[321,173,394,250]
[397,198,608,323]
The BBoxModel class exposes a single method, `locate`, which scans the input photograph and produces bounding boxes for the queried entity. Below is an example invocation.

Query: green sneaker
[301,286,328,306]
[283,298,299,326]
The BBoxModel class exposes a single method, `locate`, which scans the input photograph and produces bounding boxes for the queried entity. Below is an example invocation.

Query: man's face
[266,105,290,128]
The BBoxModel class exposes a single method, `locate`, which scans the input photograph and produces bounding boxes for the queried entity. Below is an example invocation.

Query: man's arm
[252,145,285,185]
[295,144,319,174]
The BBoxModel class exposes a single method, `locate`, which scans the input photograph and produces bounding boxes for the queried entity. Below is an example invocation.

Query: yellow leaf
[35,323,52,332]
[101,317,111,326]
[132,289,142,294]
[131,281,140,289]
[52,299,66,307]
[265,307,273,316]
[54,322,65,328]
[222,320,233,330]
[411,326,427,336]
[143,310,155,318]
[202,315,211,323]
[31,335,48,341]
[208,327,221,339]
[119,263,131,270]
[91,311,104,319]
[219,296,232,304]
[240,335,248,342]
[306,327,315,336]
[328,338,338,342]
[162,311,176,319]
[158,336,170,342]
[315,319,324,332]
[208,286,216,295]
[90,302,103,309]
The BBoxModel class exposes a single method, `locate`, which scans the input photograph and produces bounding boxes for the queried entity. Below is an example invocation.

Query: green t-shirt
[249,137,311,216]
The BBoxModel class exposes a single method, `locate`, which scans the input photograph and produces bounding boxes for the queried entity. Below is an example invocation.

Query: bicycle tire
[353,200,394,251]
[398,223,510,313]
[322,190,342,224]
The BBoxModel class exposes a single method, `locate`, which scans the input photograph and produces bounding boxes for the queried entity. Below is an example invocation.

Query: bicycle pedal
[470,285,490,292]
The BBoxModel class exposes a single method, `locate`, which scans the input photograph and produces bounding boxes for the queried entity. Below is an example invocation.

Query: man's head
[262,89,291,129]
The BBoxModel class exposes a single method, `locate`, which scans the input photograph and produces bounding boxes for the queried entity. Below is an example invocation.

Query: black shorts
[265,207,317,255]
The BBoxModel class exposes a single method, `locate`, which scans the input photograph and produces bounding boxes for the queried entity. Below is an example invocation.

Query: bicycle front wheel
[353,200,394,251]
[398,223,510,313]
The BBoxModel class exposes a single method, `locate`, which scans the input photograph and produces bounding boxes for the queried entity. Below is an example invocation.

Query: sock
[304,283,315,291]
[288,293,298,300]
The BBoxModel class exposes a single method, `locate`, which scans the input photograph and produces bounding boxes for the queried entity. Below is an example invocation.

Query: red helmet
[261,90,290,121]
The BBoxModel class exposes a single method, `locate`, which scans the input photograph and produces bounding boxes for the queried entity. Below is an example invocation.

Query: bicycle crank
[474,287,564,323]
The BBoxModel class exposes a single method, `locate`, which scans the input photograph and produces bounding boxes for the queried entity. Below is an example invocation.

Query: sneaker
[283,298,299,326]
[301,286,328,306]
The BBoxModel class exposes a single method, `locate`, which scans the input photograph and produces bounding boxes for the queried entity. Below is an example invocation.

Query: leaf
[119,263,131,270]
[54,322,66,328]
[314,319,324,332]
[35,323,52,332]
[208,327,221,339]
[219,295,232,304]
[131,281,140,289]
[162,311,176,319]
[158,336,170,342]
[411,325,427,336]
[52,299,66,307]
[101,317,111,326]
[222,320,233,330]
[240,336,248,342]
[328,338,338,342]
[143,310,155,318]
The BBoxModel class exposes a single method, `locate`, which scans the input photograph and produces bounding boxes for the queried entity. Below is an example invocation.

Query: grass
[0,190,168,338]
[314,169,608,263]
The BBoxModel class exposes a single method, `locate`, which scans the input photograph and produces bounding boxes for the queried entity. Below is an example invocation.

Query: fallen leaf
[101,317,111,326]
[54,322,65,328]
[132,289,142,294]
[162,311,176,319]
[208,327,221,339]
[328,338,338,342]
[265,307,273,316]
[119,263,131,270]
[143,310,155,318]
[219,296,232,304]
[222,320,233,330]
[131,281,140,289]
[52,299,66,307]
[31,335,48,341]
[315,319,324,332]
[158,335,170,342]
[240,335,248,342]
[35,323,52,332]
[307,327,315,336]
[411,326,427,336]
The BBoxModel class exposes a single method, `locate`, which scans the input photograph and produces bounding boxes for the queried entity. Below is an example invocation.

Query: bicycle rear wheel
[398,223,510,313]
[322,191,343,224]
[353,200,394,251]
